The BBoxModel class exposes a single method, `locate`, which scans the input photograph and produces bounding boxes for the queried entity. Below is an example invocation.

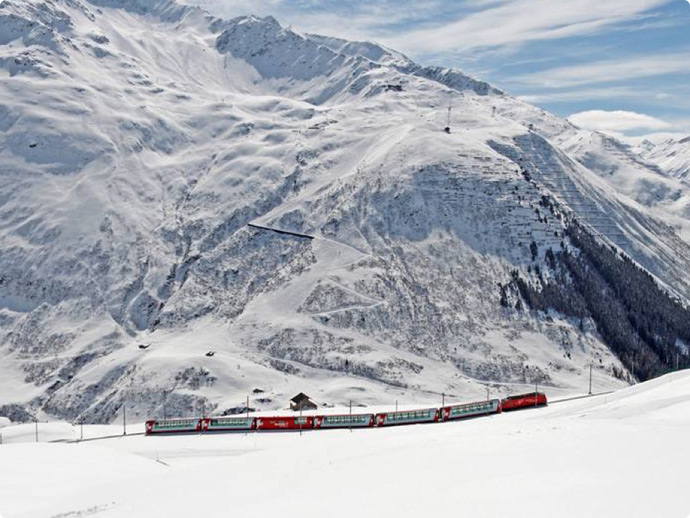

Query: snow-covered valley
[1,0,690,424]
[1,371,689,518]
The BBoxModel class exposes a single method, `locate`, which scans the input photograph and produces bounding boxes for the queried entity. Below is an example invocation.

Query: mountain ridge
[639,136,690,182]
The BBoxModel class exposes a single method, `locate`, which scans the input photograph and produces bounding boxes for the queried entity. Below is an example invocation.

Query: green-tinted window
[155,419,196,430]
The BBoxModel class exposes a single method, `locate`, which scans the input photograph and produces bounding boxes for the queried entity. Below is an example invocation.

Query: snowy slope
[1,372,689,518]
[1,0,690,424]
[640,136,690,181]
[483,95,690,243]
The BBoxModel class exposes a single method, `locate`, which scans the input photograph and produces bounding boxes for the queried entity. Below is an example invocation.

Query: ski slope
[1,372,689,518]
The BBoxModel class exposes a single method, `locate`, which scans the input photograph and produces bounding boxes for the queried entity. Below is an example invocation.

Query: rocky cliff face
[1,0,689,423]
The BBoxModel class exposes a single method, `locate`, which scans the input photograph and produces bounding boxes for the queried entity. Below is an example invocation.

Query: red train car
[145,418,202,435]
[256,415,314,431]
[501,392,547,411]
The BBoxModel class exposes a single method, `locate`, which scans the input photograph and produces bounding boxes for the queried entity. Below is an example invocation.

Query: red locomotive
[500,392,547,411]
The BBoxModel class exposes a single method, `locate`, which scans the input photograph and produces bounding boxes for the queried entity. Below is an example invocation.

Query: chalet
[290,392,317,411]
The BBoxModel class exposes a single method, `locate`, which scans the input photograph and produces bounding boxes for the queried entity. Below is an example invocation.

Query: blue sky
[189,0,690,143]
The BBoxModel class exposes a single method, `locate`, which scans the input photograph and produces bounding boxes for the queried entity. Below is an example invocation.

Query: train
[501,392,547,411]
[145,392,547,435]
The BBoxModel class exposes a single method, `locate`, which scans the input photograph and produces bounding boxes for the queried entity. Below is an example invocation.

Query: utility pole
[80,420,84,442]
[123,400,127,436]
[395,400,398,412]
[246,396,249,421]
[349,400,352,433]
[589,364,593,395]
[443,102,452,134]
[535,381,538,407]
[486,387,490,402]
[442,393,445,409]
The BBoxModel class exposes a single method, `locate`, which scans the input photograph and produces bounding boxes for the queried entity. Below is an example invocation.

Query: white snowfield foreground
[1,372,689,518]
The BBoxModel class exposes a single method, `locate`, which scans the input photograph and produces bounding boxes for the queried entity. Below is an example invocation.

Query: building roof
[290,392,313,404]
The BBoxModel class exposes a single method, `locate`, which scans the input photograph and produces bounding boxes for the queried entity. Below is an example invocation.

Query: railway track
[45,391,613,444]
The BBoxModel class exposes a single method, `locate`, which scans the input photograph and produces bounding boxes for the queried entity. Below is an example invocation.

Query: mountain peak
[215,12,351,88]
[85,0,194,21]
[640,135,690,180]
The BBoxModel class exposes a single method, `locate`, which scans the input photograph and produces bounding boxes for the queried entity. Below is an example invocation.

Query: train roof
[149,417,200,423]
[380,407,438,415]
[502,392,545,401]
[443,398,500,408]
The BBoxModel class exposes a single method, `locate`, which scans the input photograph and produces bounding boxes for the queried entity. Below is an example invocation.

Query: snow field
[1,371,689,518]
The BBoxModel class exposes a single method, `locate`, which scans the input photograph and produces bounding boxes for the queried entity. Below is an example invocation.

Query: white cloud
[516,88,688,107]
[518,87,639,103]
[381,0,672,54]
[568,111,690,145]
[568,110,672,132]
[515,53,690,88]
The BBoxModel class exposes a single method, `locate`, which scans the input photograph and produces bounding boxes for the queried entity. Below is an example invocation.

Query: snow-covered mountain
[638,136,690,182]
[1,0,689,424]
